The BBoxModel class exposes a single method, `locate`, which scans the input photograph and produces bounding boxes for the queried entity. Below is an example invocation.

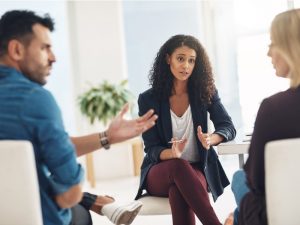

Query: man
[0,10,157,225]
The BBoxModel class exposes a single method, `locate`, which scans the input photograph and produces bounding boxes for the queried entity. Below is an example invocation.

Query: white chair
[133,140,172,216]
[265,138,300,225]
[0,140,43,225]
[138,196,171,215]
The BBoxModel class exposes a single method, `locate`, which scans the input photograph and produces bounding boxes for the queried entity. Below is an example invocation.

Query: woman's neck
[173,80,188,96]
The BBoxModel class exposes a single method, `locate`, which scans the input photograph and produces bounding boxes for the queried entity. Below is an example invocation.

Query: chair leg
[132,139,143,176]
[86,153,96,188]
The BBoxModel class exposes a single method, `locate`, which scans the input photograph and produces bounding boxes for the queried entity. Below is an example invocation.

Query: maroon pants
[146,158,221,225]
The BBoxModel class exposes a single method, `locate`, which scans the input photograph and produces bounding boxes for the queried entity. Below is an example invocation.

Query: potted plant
[78,80,134,125]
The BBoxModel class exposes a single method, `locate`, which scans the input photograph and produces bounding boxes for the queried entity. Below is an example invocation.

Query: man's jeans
[70,204,92,225]
[70,192,97,225]
[231,170,250,225]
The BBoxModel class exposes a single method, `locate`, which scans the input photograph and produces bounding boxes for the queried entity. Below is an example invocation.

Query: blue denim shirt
[0,65,84,225]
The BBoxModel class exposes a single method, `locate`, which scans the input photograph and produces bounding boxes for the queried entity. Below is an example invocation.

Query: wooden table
[217,140,250,168]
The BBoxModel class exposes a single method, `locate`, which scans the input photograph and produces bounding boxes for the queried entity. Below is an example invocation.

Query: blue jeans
[70,192,97,225]
[231,170,249,225]
[70,204,92,225]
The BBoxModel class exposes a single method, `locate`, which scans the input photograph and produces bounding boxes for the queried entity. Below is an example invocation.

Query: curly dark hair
[0,10,54,57]
[149,34,216,105]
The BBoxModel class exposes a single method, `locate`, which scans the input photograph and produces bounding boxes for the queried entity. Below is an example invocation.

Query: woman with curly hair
[135,34,236,225]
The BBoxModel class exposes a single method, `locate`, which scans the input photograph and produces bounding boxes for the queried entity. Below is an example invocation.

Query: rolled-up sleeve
[20,88,83,195]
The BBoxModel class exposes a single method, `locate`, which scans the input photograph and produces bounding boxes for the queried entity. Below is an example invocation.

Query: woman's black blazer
[135,88,236,201]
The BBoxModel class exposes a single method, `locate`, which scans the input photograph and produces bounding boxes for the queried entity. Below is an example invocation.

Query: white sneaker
[101,200,143,225]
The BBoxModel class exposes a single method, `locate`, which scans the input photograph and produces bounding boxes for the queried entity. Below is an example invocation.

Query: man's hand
[107,103,158,144]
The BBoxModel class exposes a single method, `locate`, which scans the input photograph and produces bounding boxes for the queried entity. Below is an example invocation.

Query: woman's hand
[197,125,224,150]
[171,137,187,158]
[197,126,211,150]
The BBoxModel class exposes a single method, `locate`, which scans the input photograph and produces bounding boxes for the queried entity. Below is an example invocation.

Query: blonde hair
[271,8,300,88]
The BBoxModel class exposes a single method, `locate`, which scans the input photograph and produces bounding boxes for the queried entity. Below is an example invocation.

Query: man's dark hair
[0,10,55,57]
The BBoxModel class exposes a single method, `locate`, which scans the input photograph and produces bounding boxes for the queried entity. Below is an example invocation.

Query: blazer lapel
[189,93,205,134]
[189,93,207,163]
[160,100,172,144]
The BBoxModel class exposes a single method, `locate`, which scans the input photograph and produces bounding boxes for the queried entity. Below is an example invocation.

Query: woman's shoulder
[140,88,154,97]
[257,88,299,117]
[138,88,162,108]
[139,88,159,101]
[263,88,299,105]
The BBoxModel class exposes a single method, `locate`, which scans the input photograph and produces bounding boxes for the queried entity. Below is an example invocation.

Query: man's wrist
[99,131,110,150]
[80,192,97,210]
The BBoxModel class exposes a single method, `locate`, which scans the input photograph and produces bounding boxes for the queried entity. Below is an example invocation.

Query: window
[123,0,296,136]
[205,0,291,135]
[234,0,290,132]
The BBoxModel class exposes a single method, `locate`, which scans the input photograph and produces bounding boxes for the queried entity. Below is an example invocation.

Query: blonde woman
[227,8,300,225]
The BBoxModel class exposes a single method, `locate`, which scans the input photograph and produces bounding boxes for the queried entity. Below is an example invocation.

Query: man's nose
[49,51,56,63]
[267,48,271,57]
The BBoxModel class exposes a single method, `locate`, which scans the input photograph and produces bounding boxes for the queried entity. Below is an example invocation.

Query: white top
[170,105,200,162]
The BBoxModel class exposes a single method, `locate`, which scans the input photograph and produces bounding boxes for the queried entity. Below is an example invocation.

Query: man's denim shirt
[0,65,84,225]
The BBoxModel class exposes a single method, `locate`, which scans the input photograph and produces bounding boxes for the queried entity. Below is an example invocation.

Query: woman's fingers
[197,126,211,150]
[197,125,203,134]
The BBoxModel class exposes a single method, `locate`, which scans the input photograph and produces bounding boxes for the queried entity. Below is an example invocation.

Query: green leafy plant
[78,80,134,125]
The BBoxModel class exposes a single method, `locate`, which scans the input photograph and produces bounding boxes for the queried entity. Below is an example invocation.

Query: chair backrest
[138,196,171,215]
[265,138,300,225]
[0,140,43,225]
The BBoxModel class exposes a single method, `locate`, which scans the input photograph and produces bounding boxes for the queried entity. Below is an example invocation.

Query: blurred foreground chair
[0,140,43,225]
[265,138,300,225]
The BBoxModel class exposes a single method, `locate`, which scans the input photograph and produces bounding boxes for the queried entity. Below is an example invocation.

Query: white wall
[0,1,134,180]
[0,0,97,179]
[122,1,203,116]
[67,1,133,180]
[0,1,76,133]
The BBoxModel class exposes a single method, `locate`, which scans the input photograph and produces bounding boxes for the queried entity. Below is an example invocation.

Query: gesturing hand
[107,103,158,144]
[197,125,211,150]
[171,138,187,158]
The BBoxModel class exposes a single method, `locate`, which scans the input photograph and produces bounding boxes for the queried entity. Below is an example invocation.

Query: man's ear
[166,54,170,64]
[7,40,25,61]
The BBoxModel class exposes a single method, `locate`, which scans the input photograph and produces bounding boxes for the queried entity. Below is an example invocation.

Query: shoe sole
[111,201,143,225]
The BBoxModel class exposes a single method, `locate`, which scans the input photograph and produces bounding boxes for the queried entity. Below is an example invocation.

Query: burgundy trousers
[146,158,221,225]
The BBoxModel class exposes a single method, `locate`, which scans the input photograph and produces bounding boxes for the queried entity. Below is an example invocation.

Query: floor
[83,155,240,225]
